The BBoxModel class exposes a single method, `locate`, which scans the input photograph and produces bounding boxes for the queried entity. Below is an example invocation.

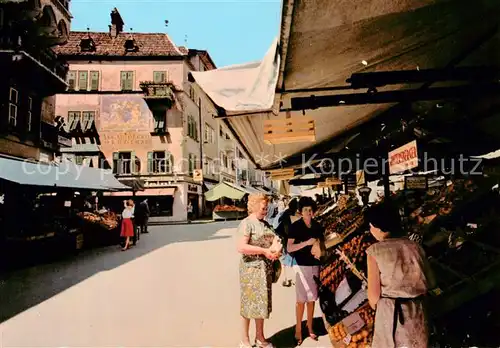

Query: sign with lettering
[193,169,203,183]
[100,132,152,146]
[405,175,428,190]
[389,140,418,174]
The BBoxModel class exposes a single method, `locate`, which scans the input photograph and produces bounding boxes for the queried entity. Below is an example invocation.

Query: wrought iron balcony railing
[139,81,175,99]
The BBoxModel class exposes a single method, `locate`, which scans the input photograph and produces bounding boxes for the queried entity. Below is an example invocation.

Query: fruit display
[213,205,246,213]
[77,210,119,230]
[337,232,376,274]
[328,302,375,347]
[320,258,347,292]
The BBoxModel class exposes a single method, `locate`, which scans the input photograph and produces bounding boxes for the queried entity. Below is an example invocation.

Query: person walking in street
[187,201,193,222]
[135,199,150,234]
[273,198,300,287]
[366,202,435,348]
[237,193,282,348]
[287,196,324,345]
[120,199,135,251]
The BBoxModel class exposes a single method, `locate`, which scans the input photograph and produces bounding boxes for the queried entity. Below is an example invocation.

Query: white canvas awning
[192,0,500,169]
[189,38,279,114]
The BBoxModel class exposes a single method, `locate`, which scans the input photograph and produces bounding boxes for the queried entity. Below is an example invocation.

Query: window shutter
[125,71,134,90]
[168,153,174,173]
[78,71,88,90]
[67,71,77,90]
[90,71,99,91]
[131,151,137,173]
[120,71,127,90]
[147,152,153,173]
[112,152,119,174]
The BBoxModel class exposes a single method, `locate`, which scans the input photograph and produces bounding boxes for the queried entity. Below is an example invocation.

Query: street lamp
[358,185,372,207]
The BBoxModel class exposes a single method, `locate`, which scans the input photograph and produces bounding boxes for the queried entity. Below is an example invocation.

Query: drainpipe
[198,96,204,217]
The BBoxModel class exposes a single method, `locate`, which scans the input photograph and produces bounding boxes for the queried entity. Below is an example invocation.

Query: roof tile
[55,31,184,57]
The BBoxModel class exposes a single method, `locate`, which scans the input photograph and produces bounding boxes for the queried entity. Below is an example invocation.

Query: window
[90,71,99,91]
[82,111,95,129]
[148,151,173,174]
[120,71,134,91]
[152,109,166,133]
[187,115,198,141]
[204,123,214,144]
[204,157,213,175]
[188,154,197,174]
[66,71,77,90]
[27,97,32,132]
[112,152,136,175]
[220,151,228,169]
[79,38,96,52]
[219,126,223,137]
[8,88,18,127]
[78,71,88,90]
[153,71,167,83]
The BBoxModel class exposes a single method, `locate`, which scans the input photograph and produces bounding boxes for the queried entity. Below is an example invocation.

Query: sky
[69,0,281,68]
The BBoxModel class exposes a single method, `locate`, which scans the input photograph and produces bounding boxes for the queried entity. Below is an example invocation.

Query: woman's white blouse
[122,208,133,219]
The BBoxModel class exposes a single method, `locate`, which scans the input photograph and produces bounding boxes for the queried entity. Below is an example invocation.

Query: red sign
[388,140,418,174]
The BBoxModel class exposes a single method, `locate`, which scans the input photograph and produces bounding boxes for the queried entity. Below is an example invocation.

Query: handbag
[271,259,282,283]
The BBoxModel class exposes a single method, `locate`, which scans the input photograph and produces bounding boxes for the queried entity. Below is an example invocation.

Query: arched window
[40,5,56,28]
[57,20,68,38]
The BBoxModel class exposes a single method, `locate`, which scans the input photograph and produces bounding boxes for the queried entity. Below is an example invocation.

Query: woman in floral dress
[237,193,282,348]
[366,202,436,348]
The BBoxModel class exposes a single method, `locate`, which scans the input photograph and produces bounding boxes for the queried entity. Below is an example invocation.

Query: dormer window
[80,38,96,52]
[124,39,138,52]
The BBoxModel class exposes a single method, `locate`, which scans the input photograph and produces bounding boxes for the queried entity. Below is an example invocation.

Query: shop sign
[188,184,199,193]
[193,169,203,183]
[388,140,418,174]
[404,175,428,190]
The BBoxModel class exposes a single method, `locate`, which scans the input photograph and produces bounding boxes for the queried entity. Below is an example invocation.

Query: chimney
[109,7,124,38]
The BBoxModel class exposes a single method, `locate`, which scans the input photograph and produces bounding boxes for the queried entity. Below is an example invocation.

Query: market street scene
[2,0,500,347]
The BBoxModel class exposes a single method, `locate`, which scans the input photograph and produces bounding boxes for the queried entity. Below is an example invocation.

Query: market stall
[312,173,500,347]
[204,182,247,220]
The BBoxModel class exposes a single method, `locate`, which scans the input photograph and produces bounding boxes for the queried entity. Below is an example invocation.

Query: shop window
[149,196,173,217]
[120,71,134,91]
[153,71,167,83]
[78,71,88,91]
[112,151,135,175]
[67,71,76,90]
[148,151,173,174]
[27,97,32,132]
[8,87,18,127]
[90,71,100,91]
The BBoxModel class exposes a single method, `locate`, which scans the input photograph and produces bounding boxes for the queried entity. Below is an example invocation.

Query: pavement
[0,221,331,348]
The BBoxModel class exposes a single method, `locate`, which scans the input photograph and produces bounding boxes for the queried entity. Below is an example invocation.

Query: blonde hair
[247,193,270,214]
[127,199,134,207]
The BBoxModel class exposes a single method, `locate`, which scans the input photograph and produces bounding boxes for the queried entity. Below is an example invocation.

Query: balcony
[140,81,175,111]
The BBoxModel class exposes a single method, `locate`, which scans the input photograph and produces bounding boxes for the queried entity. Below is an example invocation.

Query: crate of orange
[328,302,376,348]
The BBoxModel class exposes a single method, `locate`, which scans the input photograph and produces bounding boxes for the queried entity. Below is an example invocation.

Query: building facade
[54,8,221,222]
[0,0,71,161]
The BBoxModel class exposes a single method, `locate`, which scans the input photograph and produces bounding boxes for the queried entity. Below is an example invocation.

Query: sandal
[309,332,318,341]
[294,331,303,346]
[256,339,274,348]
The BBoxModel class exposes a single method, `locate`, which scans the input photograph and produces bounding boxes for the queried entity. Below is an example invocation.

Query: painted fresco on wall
[100,95,152,132]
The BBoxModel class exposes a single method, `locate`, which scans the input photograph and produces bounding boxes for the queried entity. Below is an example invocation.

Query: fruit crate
[328,301,375,348]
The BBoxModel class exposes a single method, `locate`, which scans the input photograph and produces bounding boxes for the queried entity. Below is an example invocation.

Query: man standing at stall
[135,199,150,234]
